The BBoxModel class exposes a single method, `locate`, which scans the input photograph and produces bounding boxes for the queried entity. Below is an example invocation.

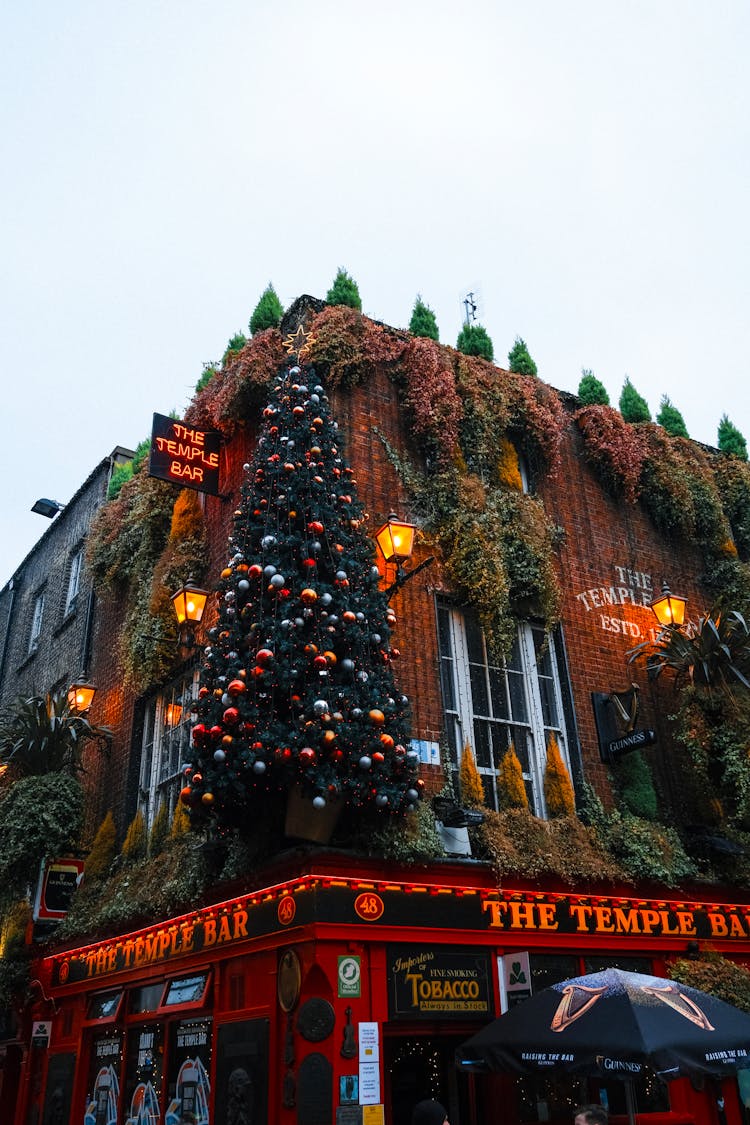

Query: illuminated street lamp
[68,678,97,713]
[375,513,416,568]
[374,512,433,600]
[171,577,209,653]
[650,582,687,629]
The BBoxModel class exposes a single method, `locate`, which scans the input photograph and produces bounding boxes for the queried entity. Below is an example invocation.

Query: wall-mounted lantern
[68,678,97,713]
[650,582,687,629]
[170,577,209,653]
[165,702,183,728]
[374,513,434,600]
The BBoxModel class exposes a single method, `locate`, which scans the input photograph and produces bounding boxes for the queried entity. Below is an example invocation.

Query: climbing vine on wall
[87,479,206,690]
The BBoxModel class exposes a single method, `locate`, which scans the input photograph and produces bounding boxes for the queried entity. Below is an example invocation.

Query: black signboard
[148,413,221,496]
[214,1019,269,1125]
[387,946,493,1021]
[297,1053,332,1125]
[42,1053,75,1125]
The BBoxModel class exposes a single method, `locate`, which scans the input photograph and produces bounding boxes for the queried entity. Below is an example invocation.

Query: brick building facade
[3,300,750,1125]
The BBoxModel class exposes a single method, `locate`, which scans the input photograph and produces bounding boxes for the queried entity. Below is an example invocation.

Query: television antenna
[460,285,483,327]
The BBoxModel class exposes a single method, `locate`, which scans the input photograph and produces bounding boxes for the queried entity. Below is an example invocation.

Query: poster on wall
[124,1024,163,1125]
[164,1020,212,1125]
[33,857,86,921]
[84,1033,121,1125]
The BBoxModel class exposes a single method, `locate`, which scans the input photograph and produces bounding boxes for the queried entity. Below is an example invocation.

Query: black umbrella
[457,969,750,1123]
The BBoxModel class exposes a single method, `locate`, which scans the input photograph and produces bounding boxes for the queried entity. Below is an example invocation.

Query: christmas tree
[185,350,420,831]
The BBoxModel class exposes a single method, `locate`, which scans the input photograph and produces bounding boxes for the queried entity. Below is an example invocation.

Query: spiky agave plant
[0,690,111,778]
[629,610,750,701]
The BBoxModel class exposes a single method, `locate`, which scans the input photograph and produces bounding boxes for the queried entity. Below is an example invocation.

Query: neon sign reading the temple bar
[148,413,221,495]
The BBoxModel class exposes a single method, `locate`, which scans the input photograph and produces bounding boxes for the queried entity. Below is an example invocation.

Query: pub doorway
[384,1028,496,1125]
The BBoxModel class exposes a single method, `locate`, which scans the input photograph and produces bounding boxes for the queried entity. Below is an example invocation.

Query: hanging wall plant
[185,327,286,436]
[575,404,646,503]
[306,305,407,389]
[88,480,206,691]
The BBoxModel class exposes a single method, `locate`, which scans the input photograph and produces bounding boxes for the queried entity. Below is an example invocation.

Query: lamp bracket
[384,556,436,601]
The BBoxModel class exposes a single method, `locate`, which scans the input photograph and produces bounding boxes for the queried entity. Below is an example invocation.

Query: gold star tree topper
[283,323,315,359]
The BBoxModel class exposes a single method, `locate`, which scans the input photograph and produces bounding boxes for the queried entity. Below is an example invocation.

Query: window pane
[163,974,208,1007]
[507,670,528,722]
[538,674,558,727]
[488,721,511,763]
[65,549,83,614]
[439,656,456,712]
[445,717,461,764]
[473,720,491,768]
[86,991,123,1020]
[532,626,553,672]
[437,606,452,656]
[465,614,485,664]
[29,594,45,652]
[469,661,489,715]
[129,983,164,1014]
[529,954,579,991]
[489,667,510,720]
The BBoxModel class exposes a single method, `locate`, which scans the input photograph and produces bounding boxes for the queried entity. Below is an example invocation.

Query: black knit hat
[412,1099,447,1125]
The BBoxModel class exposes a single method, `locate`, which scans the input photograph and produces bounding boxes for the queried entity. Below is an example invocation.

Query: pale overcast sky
[2,1,748,586]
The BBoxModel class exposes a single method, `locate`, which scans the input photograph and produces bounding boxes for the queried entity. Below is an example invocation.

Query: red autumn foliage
[575,404,646,504]
[186,328,285,435]
[400,336,463,462]
[307,306,407,388]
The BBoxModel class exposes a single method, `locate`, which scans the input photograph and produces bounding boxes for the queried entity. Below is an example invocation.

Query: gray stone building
[0,447,132,712]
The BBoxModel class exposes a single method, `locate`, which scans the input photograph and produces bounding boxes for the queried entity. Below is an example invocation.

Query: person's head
[574,1105,608,1125]
[412,1099,449,1125]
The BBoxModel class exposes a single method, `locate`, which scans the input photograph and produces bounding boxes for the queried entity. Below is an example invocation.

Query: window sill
[17,648,39,672]
[54,610,77,638]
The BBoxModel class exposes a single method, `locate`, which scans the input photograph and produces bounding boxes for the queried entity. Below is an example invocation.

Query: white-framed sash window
[437,602,572,817]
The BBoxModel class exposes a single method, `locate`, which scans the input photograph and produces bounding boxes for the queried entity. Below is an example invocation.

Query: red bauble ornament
[192,723,206,744]
[313,655,328,669]
[210,725,223,740]
[248,565,263,579]
[380,733,395,750]
[373,751,385,763]
[256,648,274,665]
[223,708,240,726]
[308,521,324,534]
[179,786,193,805]
[228,679,246,695]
